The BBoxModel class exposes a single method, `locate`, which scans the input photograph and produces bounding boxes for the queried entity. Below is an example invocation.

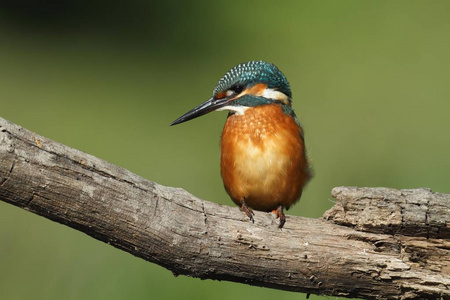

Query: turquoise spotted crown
[212,61,292,99]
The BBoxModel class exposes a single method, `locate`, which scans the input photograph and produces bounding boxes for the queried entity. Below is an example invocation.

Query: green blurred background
[1,1,449,299]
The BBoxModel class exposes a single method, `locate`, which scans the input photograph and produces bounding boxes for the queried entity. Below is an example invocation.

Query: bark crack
[0,159,16,187]
[201,202,208,234]
[425,197,430,240]
[26,193,35,206]
[153,194,159,217]
[400,204,406,230]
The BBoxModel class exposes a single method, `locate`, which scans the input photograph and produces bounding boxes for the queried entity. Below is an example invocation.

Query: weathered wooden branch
[0,116,449,300]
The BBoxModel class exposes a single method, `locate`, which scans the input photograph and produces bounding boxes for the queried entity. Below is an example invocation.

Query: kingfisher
[171,61,312,228]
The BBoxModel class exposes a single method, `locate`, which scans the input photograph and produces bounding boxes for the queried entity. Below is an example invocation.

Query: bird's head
[170,61,292,126]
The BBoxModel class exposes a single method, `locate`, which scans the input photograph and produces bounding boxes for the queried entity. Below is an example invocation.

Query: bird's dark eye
[232,85,244,94]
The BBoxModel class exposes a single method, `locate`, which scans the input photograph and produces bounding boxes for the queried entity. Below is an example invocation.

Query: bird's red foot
[240,199,254,223]
[272,206,286,228]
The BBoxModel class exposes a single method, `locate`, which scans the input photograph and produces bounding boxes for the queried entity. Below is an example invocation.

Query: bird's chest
[222,112,282,169]
[220,105,301,182]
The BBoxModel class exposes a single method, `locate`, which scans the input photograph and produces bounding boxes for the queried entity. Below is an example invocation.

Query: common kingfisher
[171,61,312,228]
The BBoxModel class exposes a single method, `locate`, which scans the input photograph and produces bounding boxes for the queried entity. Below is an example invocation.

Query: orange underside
[220,103,311,212]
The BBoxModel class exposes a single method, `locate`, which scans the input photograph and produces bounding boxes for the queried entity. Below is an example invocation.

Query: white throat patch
[216,105,249,115]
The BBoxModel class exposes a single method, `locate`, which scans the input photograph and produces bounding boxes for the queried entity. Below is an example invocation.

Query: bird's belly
[221,129,306,211]
[232,141,294,210]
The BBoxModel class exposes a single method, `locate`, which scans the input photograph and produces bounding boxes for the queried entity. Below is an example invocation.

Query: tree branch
[0,116,448,300]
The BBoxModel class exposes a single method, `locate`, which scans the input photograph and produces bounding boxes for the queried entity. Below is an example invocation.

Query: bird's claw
[240,200,255,223]
[272,206,286,228]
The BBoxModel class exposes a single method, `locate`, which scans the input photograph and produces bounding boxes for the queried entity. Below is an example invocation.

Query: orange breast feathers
[220,103,311,212]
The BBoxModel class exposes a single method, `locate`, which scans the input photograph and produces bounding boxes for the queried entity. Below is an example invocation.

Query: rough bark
[0,116,448,300]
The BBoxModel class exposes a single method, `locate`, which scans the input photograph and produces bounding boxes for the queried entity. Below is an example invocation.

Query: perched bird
[171,61,311,228]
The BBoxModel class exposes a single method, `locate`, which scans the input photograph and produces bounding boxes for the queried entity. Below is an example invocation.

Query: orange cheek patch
[216,91,227,99]
[242,83,268,97]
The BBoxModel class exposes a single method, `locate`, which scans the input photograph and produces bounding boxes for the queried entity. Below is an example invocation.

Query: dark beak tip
[169,117,186,126]
[169,96,229,128]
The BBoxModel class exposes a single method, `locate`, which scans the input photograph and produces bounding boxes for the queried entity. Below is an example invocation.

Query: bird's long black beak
[170,96,233,126]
